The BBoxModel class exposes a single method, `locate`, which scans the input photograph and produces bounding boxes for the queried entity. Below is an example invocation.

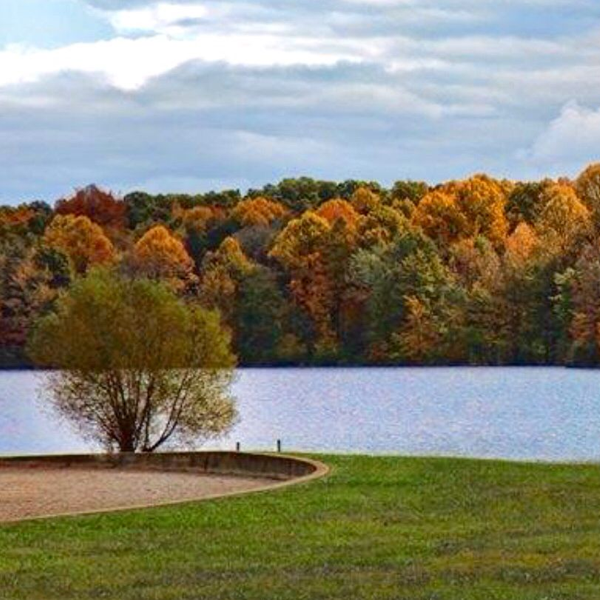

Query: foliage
[130,225,195,291]
[390,179,429,203]
[43,214,116,274]
[506,180,548,227]
[28,270,236,452]
[0,243,57,347]
[199,236,254,334]
[5,164,600,366]
[446,174,509,249]
[315,199,360,228]
[232,197,287,227]
[235,265,287,363]
[55,185,126,231]
[412,190,467,246]
[535,182,591,252]
[576,163,600,227]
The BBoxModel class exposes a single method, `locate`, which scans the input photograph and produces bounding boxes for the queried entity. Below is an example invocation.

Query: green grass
[2,455,600,599]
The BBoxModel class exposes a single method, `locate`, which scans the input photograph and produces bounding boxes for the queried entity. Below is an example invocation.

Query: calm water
[1,367,599,461]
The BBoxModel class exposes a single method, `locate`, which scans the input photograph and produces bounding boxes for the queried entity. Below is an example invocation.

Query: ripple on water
[1,367,600,461]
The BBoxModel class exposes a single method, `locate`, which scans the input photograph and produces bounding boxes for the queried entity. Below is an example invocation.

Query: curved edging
[0,450,322,479]
[0,451,329,524]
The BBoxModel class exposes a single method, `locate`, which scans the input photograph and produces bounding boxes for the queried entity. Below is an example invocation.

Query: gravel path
[0,468,275,522]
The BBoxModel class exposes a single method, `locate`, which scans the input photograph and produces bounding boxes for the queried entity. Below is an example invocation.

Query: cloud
[519,102,600,174]
[0,33,370,91]
[0,62,519,203]
[1,0,600,202]
[2,0,598,93]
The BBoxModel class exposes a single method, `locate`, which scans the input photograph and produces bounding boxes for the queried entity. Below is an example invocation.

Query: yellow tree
[315,198,360,291]
[131,225,195,290]
[505,222,539,267]
[269,211,331,270]
[44,214,116,274]
[499,223,545,362]
[270,211,336,345]
[350,187,381,214]
[199,236,253,326]
[451,175,509,249]
[413,176,509,250]
[575,163,600,226]
[391,296,441,363]
[535,183,591,253]
[412,190,467,246]
[358,205,409,247]
[232,197,288,228]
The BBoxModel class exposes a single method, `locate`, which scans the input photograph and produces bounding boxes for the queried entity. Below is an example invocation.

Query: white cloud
[106,2,208,34]
[2,0,600,201]
[339,0,589,6]
[0,0,598,93]
[519,101,600,172]
[0,37,191,90]
[0,34,366,91]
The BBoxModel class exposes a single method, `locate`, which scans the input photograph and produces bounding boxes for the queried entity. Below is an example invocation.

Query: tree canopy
[3,166,600,367]
[28,269,236,452]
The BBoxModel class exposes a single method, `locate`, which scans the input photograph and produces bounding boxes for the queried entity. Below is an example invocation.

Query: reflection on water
[1,367,599,461]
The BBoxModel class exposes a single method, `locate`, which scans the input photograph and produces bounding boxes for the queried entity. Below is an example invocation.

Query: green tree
[505,181,548,228]
[558,245,600,365]
[349,231,456,362]
[236,265,287,364]
[28,270,236,452]
[390,180,429,204]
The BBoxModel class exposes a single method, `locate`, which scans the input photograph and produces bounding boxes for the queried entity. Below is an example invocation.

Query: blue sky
[0,0,110,48]
[2,0,600,204]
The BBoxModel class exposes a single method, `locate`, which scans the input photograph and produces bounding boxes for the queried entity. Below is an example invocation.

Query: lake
[1,367,599,461]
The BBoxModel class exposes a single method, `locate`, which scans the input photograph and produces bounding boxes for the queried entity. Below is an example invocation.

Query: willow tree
[28,269,236,452]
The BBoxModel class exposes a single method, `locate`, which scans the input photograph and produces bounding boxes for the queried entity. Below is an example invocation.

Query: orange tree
[43,214,116,274]
[130,225,195,291]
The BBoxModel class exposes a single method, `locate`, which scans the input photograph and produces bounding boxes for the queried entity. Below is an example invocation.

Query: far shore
[0,362,596,371]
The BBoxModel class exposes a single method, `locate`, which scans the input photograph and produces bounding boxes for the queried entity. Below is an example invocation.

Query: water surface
[1,367,599,461]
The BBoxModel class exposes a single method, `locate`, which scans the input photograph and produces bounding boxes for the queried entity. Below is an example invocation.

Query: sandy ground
[0,467,275,522]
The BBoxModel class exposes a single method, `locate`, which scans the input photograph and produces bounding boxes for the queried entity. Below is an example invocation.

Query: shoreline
[0,363,597,371]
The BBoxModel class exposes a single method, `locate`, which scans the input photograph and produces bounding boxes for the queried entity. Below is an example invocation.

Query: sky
[2,0,600,204]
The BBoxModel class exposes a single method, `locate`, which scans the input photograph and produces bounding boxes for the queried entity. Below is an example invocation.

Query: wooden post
[277,439,282,453]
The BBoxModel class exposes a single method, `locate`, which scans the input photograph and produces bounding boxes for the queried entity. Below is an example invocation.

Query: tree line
[3,164,600,368]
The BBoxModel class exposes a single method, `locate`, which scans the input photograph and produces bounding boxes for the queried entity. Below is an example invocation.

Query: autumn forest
[3,165,600,368]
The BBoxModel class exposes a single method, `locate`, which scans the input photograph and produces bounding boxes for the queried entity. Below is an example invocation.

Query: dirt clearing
[0,467,275,522]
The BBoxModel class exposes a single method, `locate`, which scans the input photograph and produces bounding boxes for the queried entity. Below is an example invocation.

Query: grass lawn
[2,455,600,599]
